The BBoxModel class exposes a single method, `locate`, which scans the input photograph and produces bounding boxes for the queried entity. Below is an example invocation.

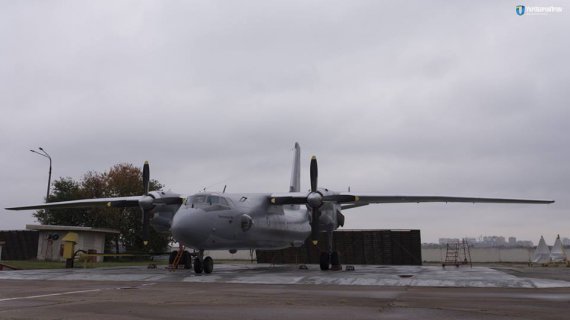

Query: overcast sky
[1,1,568,244]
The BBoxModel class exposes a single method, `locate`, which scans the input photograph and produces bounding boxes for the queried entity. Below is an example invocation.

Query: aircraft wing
[5,196,142,210]
[269,192,308,205]
[269,193,554,209]
[338,194,554,210]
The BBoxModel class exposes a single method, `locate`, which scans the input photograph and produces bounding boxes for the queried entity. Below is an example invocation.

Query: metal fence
[256,230,422,265]
[0,231,39,260]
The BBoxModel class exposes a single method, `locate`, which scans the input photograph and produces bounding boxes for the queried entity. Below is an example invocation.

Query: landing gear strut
[193,249,214,274]
[319,231,342,271]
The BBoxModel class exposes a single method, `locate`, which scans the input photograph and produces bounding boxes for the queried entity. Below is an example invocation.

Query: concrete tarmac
[1,264,569,319]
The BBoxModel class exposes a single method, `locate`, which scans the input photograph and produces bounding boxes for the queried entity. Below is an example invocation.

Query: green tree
[34,163,169,253]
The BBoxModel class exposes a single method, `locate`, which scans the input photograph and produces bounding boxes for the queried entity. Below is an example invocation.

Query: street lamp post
[30,147,52,203]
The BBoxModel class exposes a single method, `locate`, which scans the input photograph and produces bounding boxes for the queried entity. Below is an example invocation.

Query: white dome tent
[531,235,551,264]
[550,235,568,263]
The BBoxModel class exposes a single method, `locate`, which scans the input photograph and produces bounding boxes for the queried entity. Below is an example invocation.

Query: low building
[26,225,120,262]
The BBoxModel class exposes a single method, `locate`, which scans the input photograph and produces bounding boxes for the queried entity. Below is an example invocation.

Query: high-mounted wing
[5,196,142,210]
[337,194,554,210]
[5,162,184,246]
[269,154,554,243]
[269,193,554,209]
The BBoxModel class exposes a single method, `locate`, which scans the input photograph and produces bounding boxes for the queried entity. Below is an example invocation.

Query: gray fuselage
[169,192,312,250]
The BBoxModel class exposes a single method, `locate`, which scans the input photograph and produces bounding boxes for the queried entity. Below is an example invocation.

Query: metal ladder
[442,239,472,268]
[169,245,185,270]
[443,241,460,267]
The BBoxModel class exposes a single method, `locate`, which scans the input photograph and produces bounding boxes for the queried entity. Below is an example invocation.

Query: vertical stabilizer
[289,142,301,192]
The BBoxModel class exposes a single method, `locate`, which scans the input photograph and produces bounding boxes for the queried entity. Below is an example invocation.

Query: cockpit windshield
[186,194,231,209]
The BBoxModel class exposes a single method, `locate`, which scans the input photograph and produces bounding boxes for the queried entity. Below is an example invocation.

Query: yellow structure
[62,232,78,259]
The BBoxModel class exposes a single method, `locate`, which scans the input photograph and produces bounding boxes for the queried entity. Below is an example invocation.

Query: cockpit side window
[207,196,220,205]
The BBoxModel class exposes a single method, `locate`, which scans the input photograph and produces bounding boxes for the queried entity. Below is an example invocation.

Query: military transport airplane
[7,143,554,273]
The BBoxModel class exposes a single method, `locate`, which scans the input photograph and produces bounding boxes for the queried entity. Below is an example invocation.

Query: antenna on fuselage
[223,185,227,193]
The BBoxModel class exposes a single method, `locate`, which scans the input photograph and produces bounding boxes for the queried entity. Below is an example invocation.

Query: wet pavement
[1,264,569,319]
[0,264,569,288]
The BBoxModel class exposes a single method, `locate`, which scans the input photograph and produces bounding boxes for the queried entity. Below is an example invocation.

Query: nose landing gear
[193,249,214,274]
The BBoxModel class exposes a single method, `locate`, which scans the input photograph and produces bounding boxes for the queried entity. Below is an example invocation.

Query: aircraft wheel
[168,251,177,265]
[182,251,192,269]
[203,256,214,274]
[193,257,203,274]
[330,251,341,270]
[319,252,330,271]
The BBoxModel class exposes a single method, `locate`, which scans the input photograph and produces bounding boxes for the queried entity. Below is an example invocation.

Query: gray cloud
[1,1,568,244]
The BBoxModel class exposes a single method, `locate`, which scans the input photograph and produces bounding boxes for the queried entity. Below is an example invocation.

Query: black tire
[319,252,330,271]
[194,257,203,274]
[330,251,340,266]
[203,256,214,274]
[168,251,178,265]
[182,252,192,269]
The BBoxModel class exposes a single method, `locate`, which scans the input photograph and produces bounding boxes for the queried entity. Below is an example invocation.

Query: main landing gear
[193,249,214,274]
[168,248,214,274]
[319,231,342,271]
[168,247,192,270]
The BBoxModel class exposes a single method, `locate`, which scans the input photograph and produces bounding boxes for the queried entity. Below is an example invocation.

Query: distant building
[438,238,460,245]
[516,240,534,248]
[431,235,535,248]
[482,236,506,247]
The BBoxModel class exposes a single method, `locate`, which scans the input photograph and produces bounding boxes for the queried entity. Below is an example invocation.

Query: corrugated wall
[256,230,422,265]
[0,231,39,260]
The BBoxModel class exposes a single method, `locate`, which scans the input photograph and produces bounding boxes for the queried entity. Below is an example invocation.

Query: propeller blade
[308,156,321,244]
[310,208,320,244]
[141,161,151,245]
[310,156,318,193]
[142,209,151,246]
[143,161,150,195]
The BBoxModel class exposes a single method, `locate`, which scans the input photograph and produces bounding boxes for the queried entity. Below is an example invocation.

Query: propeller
[307,156,323,245]
[140,161,152,246]
[268,156,360,245]
[137,161,185,246]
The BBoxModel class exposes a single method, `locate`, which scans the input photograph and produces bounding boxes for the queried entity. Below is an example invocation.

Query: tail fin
[289,142,301,192]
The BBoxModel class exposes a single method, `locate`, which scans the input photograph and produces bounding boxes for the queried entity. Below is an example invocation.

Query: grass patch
[1,260,65,270]
[1,259,168,270]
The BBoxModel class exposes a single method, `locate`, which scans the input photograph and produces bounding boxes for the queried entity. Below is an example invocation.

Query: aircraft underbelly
[178,207,311,250]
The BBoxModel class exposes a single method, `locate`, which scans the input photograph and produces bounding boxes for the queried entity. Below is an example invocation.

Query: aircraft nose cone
[171,208,211,247]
